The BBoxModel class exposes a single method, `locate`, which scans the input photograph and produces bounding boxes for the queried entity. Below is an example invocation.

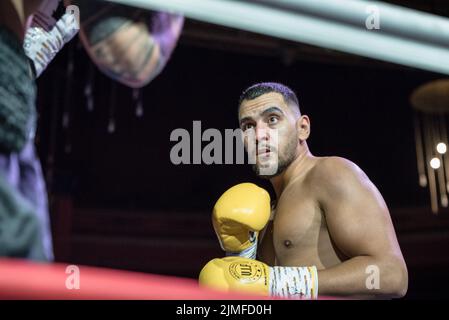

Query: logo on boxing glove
[229,261,265,284]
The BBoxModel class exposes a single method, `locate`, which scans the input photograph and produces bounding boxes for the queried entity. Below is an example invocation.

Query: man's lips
[257,147,275,156]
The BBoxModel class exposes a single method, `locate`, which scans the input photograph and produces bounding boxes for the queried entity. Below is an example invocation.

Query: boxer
[0,0,74,261]
[199,83,408,299]
[0,0,68,261]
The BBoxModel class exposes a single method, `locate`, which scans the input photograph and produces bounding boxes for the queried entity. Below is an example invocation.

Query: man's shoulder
[313,156,360,177]
[308,156,368,191]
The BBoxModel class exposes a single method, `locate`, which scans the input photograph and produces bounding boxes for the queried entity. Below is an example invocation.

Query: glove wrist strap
[269,266,319,299]
[225,241,257,260]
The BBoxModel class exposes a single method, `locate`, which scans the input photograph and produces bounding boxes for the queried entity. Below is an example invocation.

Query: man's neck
[270,143,316,199]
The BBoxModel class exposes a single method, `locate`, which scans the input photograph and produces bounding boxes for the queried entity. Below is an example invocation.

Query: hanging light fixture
[133,89,144,118]
[62,43,75,154]
[84,63,95,112]
[411,79,449,214]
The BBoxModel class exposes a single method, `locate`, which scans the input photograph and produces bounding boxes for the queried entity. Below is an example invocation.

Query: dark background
[34,0,449,299]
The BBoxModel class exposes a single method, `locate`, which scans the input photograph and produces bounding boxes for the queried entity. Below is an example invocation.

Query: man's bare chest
[272,190,323,254]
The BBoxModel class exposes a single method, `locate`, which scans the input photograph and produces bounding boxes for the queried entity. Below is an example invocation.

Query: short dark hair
[238,82,300,114]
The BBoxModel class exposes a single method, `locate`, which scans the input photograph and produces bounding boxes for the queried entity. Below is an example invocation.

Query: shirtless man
[199,82,408,299]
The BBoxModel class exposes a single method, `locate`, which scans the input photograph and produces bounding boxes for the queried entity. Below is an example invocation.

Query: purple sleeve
[150,12,184,61]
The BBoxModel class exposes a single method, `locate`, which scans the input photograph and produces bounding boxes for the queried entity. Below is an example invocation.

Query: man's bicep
[320,167,400,259]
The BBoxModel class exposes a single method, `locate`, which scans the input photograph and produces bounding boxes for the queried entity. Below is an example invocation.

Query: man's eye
[268,116,279,124]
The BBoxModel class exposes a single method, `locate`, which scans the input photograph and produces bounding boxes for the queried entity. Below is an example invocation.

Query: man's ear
[296,115,310,141]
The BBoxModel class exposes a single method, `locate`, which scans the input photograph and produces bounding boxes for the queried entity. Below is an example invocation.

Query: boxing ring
[0,259,267,300]
[0,259,343,299]
[2,0,426,300]
[107,0,449,76]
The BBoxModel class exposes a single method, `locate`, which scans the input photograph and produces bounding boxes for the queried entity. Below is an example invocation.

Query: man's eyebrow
[261,106,285,116]
[239,116,252,125]
[239,106,285,125]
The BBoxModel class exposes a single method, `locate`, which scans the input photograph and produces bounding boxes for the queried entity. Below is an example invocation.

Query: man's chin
[252,164,281,179]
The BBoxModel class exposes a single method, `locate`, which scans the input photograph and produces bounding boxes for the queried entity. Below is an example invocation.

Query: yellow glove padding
[212,183,271,254]
[199,257,319,299]
[198,256,270,296]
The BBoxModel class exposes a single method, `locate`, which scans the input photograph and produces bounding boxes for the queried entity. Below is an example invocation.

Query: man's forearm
[317,255,408,298]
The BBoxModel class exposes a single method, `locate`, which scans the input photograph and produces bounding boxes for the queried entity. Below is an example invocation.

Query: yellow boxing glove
[213,183,271,259]
[199,257,319,299]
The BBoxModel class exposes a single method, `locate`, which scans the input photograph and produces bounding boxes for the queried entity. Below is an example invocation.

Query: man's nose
[255,125,270,143]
